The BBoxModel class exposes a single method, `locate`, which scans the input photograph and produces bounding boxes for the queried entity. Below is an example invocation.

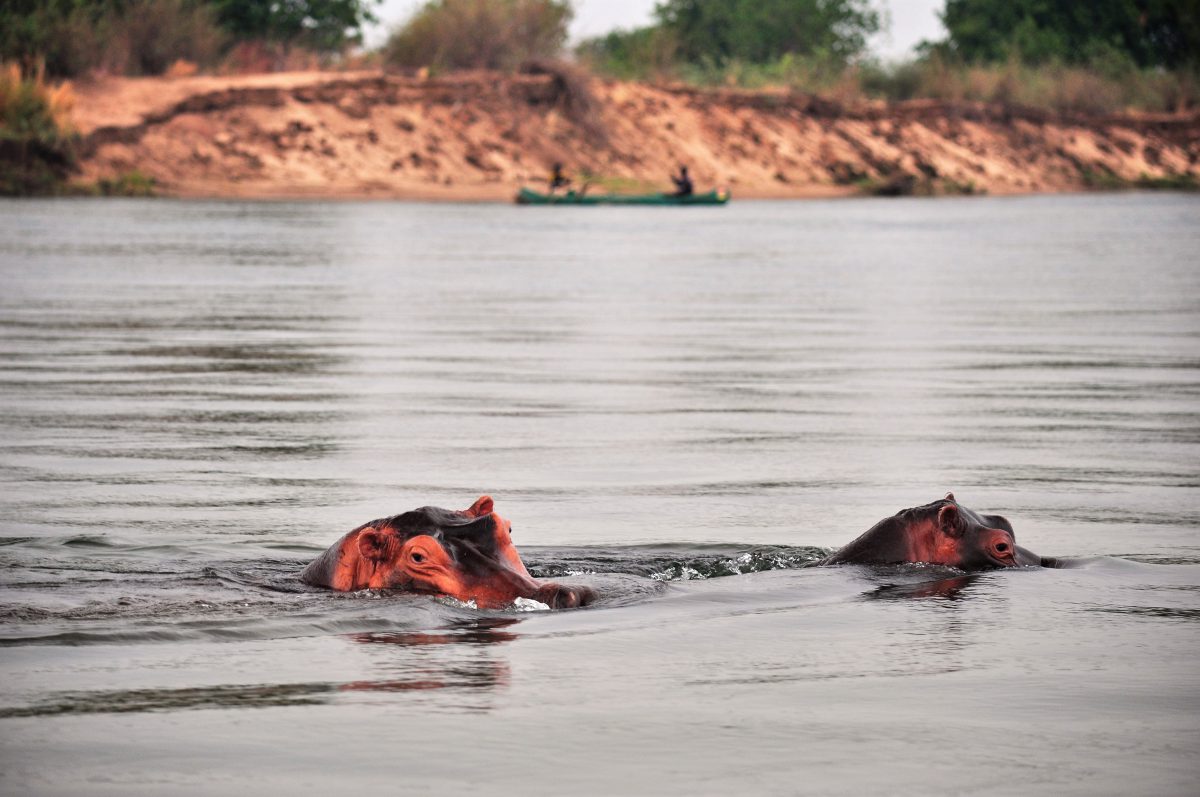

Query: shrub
[384,0,571,72]
[0,3,107,79]
[98,170,157,196]
[518,58,607,142]
[107,0,227,76]
[0,62,77,195]
[575,26,679,81]
[0,62,74,139]
[856,53,1199,114]
[655,0,881,66]
[2,0,228,78]
[210,0,378,54]
[937,0,1199,70]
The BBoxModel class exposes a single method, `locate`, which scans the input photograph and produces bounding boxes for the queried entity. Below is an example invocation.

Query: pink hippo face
[302,496,594,609]
[821,493,1025,570]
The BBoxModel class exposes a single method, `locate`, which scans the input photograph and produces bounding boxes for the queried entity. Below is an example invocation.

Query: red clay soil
[68,70,1200,200]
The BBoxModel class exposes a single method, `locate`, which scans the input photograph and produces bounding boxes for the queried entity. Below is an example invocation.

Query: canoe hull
[515,187,730,206]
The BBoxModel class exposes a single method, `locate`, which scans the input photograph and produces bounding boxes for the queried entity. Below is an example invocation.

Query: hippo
[820,493,1056,569]
[302,496,595,609]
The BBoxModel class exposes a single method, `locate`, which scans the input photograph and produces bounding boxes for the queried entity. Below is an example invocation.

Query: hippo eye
[411,551,426,563]
[996,542,1009,553]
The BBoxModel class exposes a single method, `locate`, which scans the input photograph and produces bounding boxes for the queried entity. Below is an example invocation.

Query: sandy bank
[70,70,1200,200]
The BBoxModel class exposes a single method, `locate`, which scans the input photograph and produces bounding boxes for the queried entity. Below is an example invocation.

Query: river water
[1,194,1198,795]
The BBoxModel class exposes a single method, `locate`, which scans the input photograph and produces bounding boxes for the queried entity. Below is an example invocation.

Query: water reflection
[1092,606,1200,620]
[0,620,522,717]
[0,682,339,717]
[865,574,979,601]
[342,619,518,702]
[860,570,1005,676]
[350,618,521,647]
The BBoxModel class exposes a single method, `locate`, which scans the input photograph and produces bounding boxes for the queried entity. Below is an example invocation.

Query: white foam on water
[435,596,478,610]
[511,597,551,612]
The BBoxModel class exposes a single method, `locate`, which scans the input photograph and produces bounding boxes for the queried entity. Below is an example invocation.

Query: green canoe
[515,187,730,205]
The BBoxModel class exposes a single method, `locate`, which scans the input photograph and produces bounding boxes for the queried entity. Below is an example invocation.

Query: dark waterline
[1,195,1198,795]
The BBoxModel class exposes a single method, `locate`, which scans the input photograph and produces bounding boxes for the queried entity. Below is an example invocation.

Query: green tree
[653,0,882,64]
[1,1,106,75]
[211,0,379,52]
[1,0,227,77]
[575,26,679,79]
[937,0,1200,68]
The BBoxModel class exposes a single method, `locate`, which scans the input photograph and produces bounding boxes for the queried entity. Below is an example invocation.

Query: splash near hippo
[302,496,595,609]
[820,493,1056,570]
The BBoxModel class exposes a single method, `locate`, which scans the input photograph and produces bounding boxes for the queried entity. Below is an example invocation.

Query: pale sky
[368,0,946,61]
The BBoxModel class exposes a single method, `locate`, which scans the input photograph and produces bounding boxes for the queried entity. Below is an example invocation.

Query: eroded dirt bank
[71,70,1200,199]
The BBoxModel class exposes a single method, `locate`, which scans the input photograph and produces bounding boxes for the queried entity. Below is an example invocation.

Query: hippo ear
[944,492,956,503]
[465,495,494,518]
[937,504,965,538]
[357,528,391,561]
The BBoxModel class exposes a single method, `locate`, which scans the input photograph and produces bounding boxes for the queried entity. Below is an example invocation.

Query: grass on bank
[0,62,77,195]
[579,47,1200,116]
[860,55,1198,115]
[1080,169,1199,192]
[1,64,162,197]
[0,63,74,141]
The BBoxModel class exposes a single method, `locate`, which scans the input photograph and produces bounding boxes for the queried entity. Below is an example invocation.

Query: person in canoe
[548,162,570,193]
[670,164,694,198]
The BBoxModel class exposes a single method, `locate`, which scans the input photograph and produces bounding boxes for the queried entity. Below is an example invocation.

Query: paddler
[548,162,570,192]
[670,164,694,197]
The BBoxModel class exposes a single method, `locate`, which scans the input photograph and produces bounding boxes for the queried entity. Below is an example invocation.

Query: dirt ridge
[71,70,1200,199]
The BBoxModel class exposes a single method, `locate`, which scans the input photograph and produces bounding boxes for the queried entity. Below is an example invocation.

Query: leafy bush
[111,0,228,76]
[97,170,157,196]
[675,52,865,97]
[0,62,76,195]
[578,0,880,81]
[518,58,607,142]
[0,0,226,77]
[0,63,73,139]
[1,0,376,78]
[210,0,378,54]
[655,0,881,65]
[860,54,1199,114]
[935,0,1199,69]
[575,26,679,81]
[0,2,105,78]
[384,0,572,71]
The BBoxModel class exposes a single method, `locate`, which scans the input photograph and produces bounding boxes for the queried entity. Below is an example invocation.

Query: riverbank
[68,69,1200,199]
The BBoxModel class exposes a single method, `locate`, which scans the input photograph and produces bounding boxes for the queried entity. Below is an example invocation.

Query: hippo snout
[534,583,597,609]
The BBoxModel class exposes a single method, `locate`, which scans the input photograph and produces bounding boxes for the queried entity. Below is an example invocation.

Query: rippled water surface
[2,194,1199,795]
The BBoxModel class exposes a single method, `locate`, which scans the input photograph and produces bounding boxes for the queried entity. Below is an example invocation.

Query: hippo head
[302,496,594,609]
[928,493,1019,569]
[821,492,1022,570]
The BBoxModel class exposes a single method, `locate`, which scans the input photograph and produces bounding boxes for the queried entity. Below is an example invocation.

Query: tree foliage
[653,0,882,64]
[211,0,379,52]
[937,0,1200,68]
[575,26,680,79]
[0,0,378,77]
[0,0,229,77]
[1,1,105,76]
[384,0,572,71]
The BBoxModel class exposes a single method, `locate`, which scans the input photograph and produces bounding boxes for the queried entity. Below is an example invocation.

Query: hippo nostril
[534,584,596,610]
